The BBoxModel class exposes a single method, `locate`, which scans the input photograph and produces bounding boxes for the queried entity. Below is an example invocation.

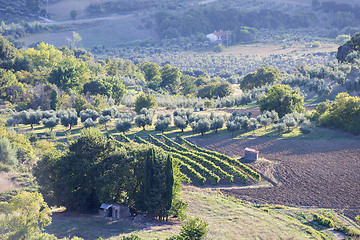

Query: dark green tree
[160,64,181,94]
[50,89,59,110]
[240,67,281,91]
[116,119,132,133]
[259,84,304,118]
[134,93,157,114]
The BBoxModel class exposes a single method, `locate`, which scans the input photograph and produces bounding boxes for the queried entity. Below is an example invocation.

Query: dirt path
[190,136,360,218]
[0,172,19,192]
[39,13,134,26]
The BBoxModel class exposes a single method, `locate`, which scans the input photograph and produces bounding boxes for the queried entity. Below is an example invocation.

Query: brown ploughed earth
[190,136,360,218]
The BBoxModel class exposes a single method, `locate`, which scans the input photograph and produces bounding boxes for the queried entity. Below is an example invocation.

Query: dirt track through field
[191,136,360,217]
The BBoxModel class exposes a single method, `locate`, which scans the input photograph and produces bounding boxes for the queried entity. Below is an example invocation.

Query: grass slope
[45,187,334,239]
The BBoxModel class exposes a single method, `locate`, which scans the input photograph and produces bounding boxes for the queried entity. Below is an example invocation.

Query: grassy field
[45,186,337,240]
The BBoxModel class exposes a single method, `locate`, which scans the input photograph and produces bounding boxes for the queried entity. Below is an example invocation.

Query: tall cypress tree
[164,154,173,211]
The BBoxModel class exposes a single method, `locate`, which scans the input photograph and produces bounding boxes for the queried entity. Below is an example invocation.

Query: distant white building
[206,30,230,44]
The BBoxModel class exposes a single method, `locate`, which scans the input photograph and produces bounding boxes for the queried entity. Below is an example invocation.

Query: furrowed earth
[190,135,360,219]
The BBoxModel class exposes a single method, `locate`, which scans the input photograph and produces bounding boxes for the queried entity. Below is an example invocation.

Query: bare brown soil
[0,172,19,192]
[190,136,360,218]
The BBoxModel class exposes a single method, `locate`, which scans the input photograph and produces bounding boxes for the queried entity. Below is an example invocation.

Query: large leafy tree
[35,129,182,218]
[259,84,304,117]
[240,67,281,91]
[160,64,181,94]
[337,32,360,62]
[134,93,157,114]
[317,92,360,134]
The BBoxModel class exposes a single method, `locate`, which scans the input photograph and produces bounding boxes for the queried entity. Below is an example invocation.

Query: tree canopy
[240,67,281,91]
[259,84,304,117]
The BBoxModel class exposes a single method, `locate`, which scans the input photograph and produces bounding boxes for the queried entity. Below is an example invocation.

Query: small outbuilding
[206,30,230,45]
[244,147,259,161]
[99,203,131,219]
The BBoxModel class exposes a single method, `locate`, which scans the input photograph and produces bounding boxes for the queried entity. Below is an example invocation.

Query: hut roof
[245,147,259,154]
[100,203,112,209]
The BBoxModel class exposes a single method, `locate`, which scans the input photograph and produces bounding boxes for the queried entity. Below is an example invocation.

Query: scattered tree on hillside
[80,109,99,122]
[135,108,154,130]
[0,137,18,167]
[155,114,171,133]
[134,93,157,114]
[259,84,304,118]
[240,67,281,91]
[58,109,78,130]
[42,117,59,132]
[99,115,111,130]
[84,118,96,128]
[160,64,181,94]
[116,119,132,133]
[178,217,208,240]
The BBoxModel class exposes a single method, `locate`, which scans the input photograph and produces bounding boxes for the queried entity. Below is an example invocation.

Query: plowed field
[191,136,360,218]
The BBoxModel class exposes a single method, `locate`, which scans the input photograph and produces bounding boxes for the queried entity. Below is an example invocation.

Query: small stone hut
[244,147,259,161]
[99,203,131,219]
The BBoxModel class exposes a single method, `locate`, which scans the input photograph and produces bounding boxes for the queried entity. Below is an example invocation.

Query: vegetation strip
[162,134,247,182]
[178,136,261,181]
[134,135,206,185]
[148,134,221,184]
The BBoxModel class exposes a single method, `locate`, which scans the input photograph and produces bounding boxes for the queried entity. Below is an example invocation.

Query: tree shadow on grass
[46,211,179,240]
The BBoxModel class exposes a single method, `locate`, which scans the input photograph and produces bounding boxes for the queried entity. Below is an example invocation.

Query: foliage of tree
[197,82,233,99]
[135,108,154,130]
[259,84,304,117]
[42,117,59,132]
[316,92,360,134]
[174,115,188,132]
[240,67,281,91]
[19,109,43,130]
[160,64,181,94]
[337,33,360,62]
[210,114,225,133]
[0,137,18,167]
[35,128,184,218]
[80,109,99,122]
[58,109,78,130]
[0,191,52,239]
[191,117,211,136]
[116,119,132,133]
[84,118,96,128]
[99,115,111,130]
[155,7,317,40]
[70,10,79,20]
[155,114,172,133]
[134,93,157,114]
[102,107,119,118]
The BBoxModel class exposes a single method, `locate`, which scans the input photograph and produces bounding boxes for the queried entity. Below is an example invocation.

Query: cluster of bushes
[312,92,360,134]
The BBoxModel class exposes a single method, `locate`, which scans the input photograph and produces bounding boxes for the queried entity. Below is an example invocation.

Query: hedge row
[161,134,188,151]
[149,134,221,184]
[163,135,246,182]
[178,136,261,181]
[313,213,334,228]
[135,135,206,185]
[172,154,207,185]
[134,135,149,144]
[119,133,132,143]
